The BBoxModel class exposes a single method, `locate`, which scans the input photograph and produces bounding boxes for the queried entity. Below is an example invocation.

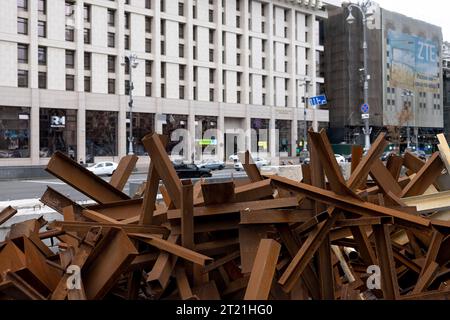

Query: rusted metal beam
[167,197,301,220]
[46,152,130,204]
[401,152,444,198]
[175,266,197,300]
[238,151,264,182]
[411,261,439,294]
[203,251,240,274]
[268,175,431,228]
[244,239,281,300]
[370,159,403,196]
[0,271,46,300]
[109,155,138,191]
[181,181,194,249]
[239,225,271,274]
[373,224,399,300]
[351,145,364,175]
[350,226,377,266]
[83,228,138,300]
[40,186,84,216]
[201,181,235,205]
[130,233,212,266]
[437,133,450,172]
[419,230,444,279]
[386,154,404,181]
[240,209,314,225]
[348,133,389,191]
[0,206,17,226]
[279,211,338,293]
[49,220,169,237]
[142,133,182,208]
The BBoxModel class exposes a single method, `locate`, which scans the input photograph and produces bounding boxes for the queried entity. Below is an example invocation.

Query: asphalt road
[0,169,246,202]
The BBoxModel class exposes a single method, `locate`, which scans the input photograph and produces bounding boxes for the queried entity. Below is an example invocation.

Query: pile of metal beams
[1,130,450,300]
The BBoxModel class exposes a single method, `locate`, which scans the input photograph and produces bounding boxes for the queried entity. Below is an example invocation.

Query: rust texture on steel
[109,155,138,191]
[46,152,130,204]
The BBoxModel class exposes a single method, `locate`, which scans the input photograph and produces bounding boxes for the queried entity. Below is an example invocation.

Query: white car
[229,154,239,162]
[335,154,346,164]
[234,158,269,171]
[87,161,118,176]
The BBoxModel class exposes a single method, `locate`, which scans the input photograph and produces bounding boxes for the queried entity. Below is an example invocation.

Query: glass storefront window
[251,118,270,154]
[163,114,188,158]
[0,106,30,158]
[276,120,292,156]
[195,116,217,160]
[39,108,77,159]
[127,112,154,156]
[86,110,118,163]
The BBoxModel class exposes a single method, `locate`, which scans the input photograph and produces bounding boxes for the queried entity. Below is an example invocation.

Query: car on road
[411,150,427,160]
[334,154,346,164]
[234,157,270,171]
[229,154,239,162]
[197,159,225,171]
[87,161,118,176]
[173,163,212,179]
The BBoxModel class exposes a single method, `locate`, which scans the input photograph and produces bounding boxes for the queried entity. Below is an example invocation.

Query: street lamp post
[343,1,373,152]
[402,89,415,150]
[122,54,139,155]
[298,80,313,150]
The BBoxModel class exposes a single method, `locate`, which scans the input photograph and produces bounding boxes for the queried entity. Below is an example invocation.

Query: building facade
[0,0,336,168]
[325,2,444,150]
[443,41,450,141]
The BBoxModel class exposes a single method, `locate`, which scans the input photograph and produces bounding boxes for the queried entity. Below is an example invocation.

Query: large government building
[0,0,338,169]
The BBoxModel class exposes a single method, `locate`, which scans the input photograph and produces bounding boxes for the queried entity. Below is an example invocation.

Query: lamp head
[346,10,356,24]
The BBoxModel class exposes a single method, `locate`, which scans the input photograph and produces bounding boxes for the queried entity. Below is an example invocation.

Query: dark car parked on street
[173,163,212,179]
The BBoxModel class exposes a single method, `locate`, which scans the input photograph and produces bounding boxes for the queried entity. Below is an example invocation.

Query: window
[65,1,74,17]
[84,28,91,44]
[179,44,184,58]
[84,76,91,92]
[18,18,28,35]
[236,0,240,11]
[161,41,165,55]
[18,70,28,88]
[18,44,28,64]
[237,91,241,103]
[161,20,165,36]
[161,62,166,79]
[209,89,214,102]
[179,85,185,99]
[65,26,74,41]
[38,47,47,65]
[84,52,91,70]
[209,69,214,84]
[108,9,115,27]
[161,84,165,98]
[146,82,152,97]
[178,2,184,16]
[108,55,115,73]
[125,35,130,50]
[108,79,115,94]
[237,72,241,86]
[124,12,130,29]
[66,75,74,91]
[145,17,152,33]
[209,9,214,22]
[125,80,130,95]
[236,16,240,28]
[66,50,75,68]
[145,0,151,9]
[38,21,46,37]
[38,0,46,14]
[209,49,214,62]
[237,53,241,66]
[84,4,91,22]
[0,106,30,158]
[160,0,165,12]
[179,65,185,80]
[18,0,28,10]
[124,60,130,75]
[86,111,118,157]
[145,38,151,53]
[179,24,184,39]
[146,60,152,77]
[108,32,115,48]
[38,72,47,89]
[209,30,214,44]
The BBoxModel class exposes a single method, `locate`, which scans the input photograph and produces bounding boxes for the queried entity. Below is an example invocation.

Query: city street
[0,169,246,201]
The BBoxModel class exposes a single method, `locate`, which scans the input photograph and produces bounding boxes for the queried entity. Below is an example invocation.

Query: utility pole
[122,54,138,155]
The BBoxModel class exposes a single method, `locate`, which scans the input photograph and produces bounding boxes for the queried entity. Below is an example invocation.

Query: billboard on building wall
[387,30,440,93]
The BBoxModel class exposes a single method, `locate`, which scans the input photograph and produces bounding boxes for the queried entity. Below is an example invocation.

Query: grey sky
[373,0,450,40]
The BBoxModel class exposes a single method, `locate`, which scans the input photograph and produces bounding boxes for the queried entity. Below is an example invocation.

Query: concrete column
[290,8,298,157]
[117,0,127,157]
[245,108,251,152]
[77,96,86,163]
[186,0,194,101]
[309,14,318,132]
[218,105,225,161]
[242,0,250,105]
[75,0,85,92]
[270,110,276,159]
[188,106,195,162]
[267,2,274,106]
[29,0,39,165]
[216,0,223,103]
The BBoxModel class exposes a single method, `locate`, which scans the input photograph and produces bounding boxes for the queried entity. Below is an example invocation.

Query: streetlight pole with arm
[298,80,313,151]
[343,1,373,152]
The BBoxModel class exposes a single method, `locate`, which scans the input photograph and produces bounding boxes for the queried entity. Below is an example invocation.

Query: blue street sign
[361,103,370,113]
[309,95,327,106]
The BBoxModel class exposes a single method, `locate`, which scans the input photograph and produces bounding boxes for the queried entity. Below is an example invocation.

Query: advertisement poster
[387,30,440,93]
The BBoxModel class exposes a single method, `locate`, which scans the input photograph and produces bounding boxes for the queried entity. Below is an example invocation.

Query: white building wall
[166,63,179,99]
[131,13,145,53]
[165,20,179,59]
[91,6,107,48]
[47,48,65,90]
[0,0,17,34]
[0,43,17,87]
[225,0,237,28]
[197,67,209,101]
[226,71,237,103]
[92,53,108,94]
